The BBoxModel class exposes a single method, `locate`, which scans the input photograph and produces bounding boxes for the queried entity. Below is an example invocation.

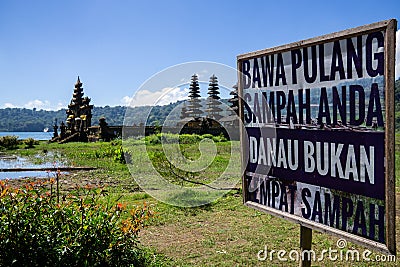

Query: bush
[0,135,19,150]
[143,133,228,145]
[144,134,161,145]
[201,134,214,140]
[178,134,202,144]
[113,146,126,163]
[24,137,38,148]
[211,133,228,143]
[78,142,127,164]
[160,133,179,144]
[0,179,155,266]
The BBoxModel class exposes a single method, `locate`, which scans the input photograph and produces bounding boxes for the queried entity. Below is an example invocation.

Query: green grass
[4,136,400,266]
[133,191,399,266]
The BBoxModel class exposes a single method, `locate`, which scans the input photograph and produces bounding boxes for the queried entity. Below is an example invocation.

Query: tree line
[1,81,399,132]
[0,106,127,132]
[0,102,185,132]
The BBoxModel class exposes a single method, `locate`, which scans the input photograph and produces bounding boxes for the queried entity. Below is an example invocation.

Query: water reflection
[0,153,67,179]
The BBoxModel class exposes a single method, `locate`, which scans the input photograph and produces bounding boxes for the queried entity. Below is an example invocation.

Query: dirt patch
[4,170,113,191]
[141,222,206,254]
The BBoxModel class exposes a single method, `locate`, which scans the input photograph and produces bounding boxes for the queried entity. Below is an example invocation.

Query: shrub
[113,146,126,163]
[78,143,127,164]
[0,135,19,150]
[160,133,179,144]
[144,134,161,145]
[24,137,38,148]
[178,134,202,144]
[201,134,214,140]
[143,133,228,145]
[0,179,155,266]
[211,133,228,143]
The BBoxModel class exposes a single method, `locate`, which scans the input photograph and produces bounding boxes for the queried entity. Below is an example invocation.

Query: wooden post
[299,225,312,267]
[56,171,60,204]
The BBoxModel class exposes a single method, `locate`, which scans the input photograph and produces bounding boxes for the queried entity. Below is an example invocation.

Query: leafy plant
[23,137,38,148]
[113,146,126,164]
[0,179,155,266]
[178,134,202,144]
[144,134,162,145]
[211,133,227,143]
[143,133,228,146]
[0,135,19,150]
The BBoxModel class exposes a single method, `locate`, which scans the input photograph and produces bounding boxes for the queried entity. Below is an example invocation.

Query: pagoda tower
[187,74,203,118]
[65,76,93,135]
[206,75,223,120]
[180,101,189,119]
[229,83,239,116]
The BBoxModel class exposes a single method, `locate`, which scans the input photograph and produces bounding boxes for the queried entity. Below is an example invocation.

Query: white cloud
[396,29,400,79]
[24,99,50,110]
[1,100,65,110]
[3,103,16,108]
[121,87,189,107]
[56,102,65,110]
[197,69,209,80]
[121,96,134,106]
[156,87,189,105]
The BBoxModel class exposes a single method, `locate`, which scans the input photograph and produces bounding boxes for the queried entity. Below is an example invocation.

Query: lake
[0,153,67,180]
[0,132,53,140]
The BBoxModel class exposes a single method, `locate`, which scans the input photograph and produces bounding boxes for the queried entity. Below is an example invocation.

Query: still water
[0,132,53,140]
[0,153,66,180]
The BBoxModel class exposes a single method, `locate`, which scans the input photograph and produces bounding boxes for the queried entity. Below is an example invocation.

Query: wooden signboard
[238,19,397,254]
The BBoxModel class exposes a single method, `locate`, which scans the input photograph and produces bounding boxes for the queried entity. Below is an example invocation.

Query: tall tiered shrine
[52,77,94,143]
[66,76,93,133]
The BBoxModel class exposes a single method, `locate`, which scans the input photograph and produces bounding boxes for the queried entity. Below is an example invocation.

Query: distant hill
[0,99,232,132]
[0,108,66,132]
[3,80,398,132]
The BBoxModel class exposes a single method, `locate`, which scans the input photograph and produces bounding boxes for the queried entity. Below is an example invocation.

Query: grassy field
[4,135,400,266]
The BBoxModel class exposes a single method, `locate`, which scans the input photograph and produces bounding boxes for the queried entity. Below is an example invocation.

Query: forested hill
[0,106,129,132]
[1,79,400,132]
[0,100,230,132]
[0,104,170,132]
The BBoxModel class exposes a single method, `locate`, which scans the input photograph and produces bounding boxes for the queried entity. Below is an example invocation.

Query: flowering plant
[0,178,154,266]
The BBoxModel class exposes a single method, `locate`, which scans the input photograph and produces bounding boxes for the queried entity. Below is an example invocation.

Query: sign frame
[237,19,397,255]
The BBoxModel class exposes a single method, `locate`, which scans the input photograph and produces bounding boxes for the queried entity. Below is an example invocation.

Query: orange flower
[116,202,125,211]
[0,188,8,197]
[121,219,133,233]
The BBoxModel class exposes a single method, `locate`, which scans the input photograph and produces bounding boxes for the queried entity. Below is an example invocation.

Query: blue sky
[0,0,399,110]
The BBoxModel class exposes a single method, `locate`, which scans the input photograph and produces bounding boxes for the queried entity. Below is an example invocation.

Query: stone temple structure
[51,77,93,143]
